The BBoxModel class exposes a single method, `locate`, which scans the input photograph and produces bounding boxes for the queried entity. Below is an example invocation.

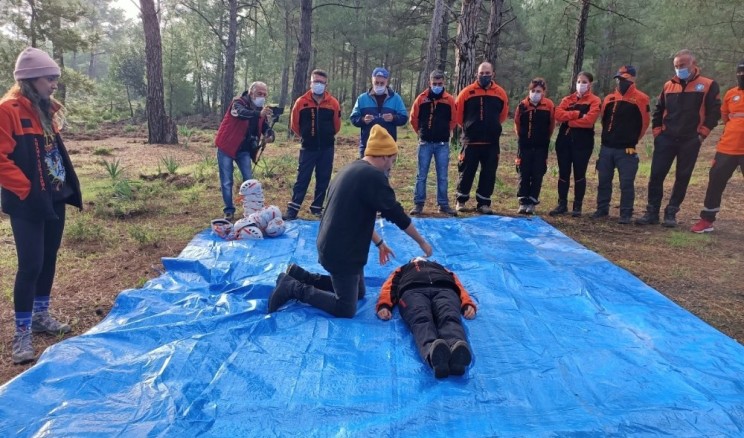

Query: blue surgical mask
[311,83,326,95]
[529,91,542,104]
[373,85,386,95]
[676,67,690,80]
[431,85,444,95]
[252,97,266,107]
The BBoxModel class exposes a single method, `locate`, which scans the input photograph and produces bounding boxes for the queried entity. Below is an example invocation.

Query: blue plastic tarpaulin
[1,216,743,437]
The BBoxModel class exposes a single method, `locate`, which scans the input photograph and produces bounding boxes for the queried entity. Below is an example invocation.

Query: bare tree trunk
[420,0,445,91]
[125,85,134,118]
[221,0,239,113]
[290,0,312,104]
[595,0,617,96]
[484,0,504,65]
[140,0,178,144]
[455,0,482,94]
[29,0,37,47]
[351,45,358,102]
[279,7,292,109]
[51,17,66,104]
[437,0,457,73]
[570,0,591,93]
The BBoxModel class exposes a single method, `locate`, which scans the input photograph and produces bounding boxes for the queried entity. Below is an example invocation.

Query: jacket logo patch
[733,95,741,102]
[21,118,33,128]
[695,84,705,92]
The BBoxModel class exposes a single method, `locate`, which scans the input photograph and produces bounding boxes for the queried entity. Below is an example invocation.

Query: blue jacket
[349,88,408,155]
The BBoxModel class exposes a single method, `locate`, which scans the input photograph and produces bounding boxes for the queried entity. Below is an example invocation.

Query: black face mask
[617,79,632,95]
[478,75,492,88]
[738,74,744,89]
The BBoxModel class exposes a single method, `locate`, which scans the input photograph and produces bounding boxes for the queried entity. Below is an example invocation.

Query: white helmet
[264,217,286,237]
[231,218,264,240]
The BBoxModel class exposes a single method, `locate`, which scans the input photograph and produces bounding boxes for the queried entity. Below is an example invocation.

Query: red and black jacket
[0,95,82,221]
[652,69,721,139]
[409,89,456,143]
[376,259,476,314]
[213,92,268,159]
[514,97,555,148]
[290,90,341,150]
[455,80,509,145]
[600,84,651,148]
[554,91,602,147]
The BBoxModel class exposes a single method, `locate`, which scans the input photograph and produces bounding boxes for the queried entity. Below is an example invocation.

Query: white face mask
[311,83,326,95]
[252,97,266,107]
[576,83,589,94]
[373,85,386,95]
[529,91,542,104]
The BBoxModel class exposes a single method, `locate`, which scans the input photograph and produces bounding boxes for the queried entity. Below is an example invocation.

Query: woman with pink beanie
[0,47,82,364]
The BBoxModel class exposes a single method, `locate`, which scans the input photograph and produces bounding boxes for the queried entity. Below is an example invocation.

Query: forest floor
[1,121,742,385]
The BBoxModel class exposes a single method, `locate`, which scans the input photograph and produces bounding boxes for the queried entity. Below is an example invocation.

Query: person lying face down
[376,257,477,378]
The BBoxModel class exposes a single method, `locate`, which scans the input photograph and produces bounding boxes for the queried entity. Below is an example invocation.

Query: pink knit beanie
[14,47,61,80]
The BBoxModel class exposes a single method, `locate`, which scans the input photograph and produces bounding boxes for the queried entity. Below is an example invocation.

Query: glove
[515,157,521,173]
[625,147,636,155]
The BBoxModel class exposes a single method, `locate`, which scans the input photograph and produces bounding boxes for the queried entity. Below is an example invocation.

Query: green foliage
[160,156,180,174]
[128,224,160,248]
[100,158,124,180]
[65,213,105,243]
[92,146,112,156]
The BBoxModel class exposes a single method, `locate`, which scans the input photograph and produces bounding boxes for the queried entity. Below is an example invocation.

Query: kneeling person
[376,258,477,378]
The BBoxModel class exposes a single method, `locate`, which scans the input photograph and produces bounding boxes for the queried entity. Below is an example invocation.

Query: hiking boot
[524,204,535,215]
[409,204,424,215]
[282,208,298,221]
[427,339,451,379]
[455,201,467,212]
[286,263,334,291]
[571,203,582,217]
[662,210,678,228]
[286,263,310,283]
[438,205,457,216]
[635,211,659,225]
[224,212,235,221]
[32,311,71,335]
[589,210,608,220]
[310,209,323,218]
[267,273,302,313]
[617,214,632,225]
[11,330,34,365]
[517,204,528,215]
[448,340,473,376]
[548,200,568,216]
[690,218,714,234]
[476,205,494,215]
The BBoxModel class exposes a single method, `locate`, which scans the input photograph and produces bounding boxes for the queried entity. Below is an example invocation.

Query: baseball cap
[613,65,637,82]
[372,67,389,79]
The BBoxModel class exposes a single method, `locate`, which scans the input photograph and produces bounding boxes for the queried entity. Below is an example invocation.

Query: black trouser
[456,143,500,207]
[517,144,549,205]
[646,134,701,214]
[10,202,66,313]
[287,147,335,215]
[292,268,365,318]
[398,287,467,363]
[555,140,593,207]
[700,152,744,222]
[595,145,639,215]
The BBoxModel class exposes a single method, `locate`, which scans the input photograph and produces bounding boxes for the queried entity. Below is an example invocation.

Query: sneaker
[438,205,457,216]
[662,211,678,228]
[31,311,71,335]
[455,201,467,212]
[617,215,632,225]
[525,204,535,215]
[409,204,424,215]
[476,205,494,215]
[11,330,34,365]
[449,340,472,376]
[635,212,660,225]
[590,210,608,219]
[690,218,714,234]
[427,339,451,379]
[517,204,528,215]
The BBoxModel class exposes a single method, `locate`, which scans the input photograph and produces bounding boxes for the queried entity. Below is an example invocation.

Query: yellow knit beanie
[364,125,399,157]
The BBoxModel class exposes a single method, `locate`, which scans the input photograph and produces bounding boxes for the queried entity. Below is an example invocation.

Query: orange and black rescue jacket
[455,80,509,145]
[717,87,744,155]
[376,259,476,314]
[410,89,456,143]
[290,90,341,150]
[0,95,82,221]
[514,97,555,148]
[600,84,650,148]
[651,70,721,139]
[554,91,602,147]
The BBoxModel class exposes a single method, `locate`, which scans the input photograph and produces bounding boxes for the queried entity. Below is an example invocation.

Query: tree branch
[312,3,362,11]
[177,1,227,49]
[587,1,646,27]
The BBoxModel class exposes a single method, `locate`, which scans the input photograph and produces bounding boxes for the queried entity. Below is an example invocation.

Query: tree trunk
[455,0,482,94]
[279,7,292,109]
[290,0,312,104]
[569,0,591,93]
[140,0,178,144]
[420,0,445,91]
[222,0,239,113]
[351,45,358,102]
[437,0,457,73]
[595,0,617,96]
[484,0,504,65]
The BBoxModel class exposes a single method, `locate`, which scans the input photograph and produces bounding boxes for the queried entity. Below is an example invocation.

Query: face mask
[675,68,690,80]
[576,83,589,94]
[252,97,265,107]
[617,79,632,95]
[430,85,444,95]
[737,74,744,89]
[529,91,542,104]
[478,75,492,88]
[311,83,326,95]
[373,85,386,95]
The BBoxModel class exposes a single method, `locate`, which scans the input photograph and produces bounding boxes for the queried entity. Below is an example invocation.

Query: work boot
[548,200,568,216]
[455,201,467,212]
[589,210,608,220]
[427,339,451,379]
[268,273,303,313]
[224,212,234,221]
[32,311,71,335]
[617,214,632,225]
[476,205,494,215]
[282,207,299,221]
[11,330,34,365]
[524,204,535,215]
[438,205,457,216]
[286,263,333,291]
[448,340,473,376]
[635,210,660,225]
[571,202,582,217]
[517,204,528,215]
[309,206,323,218]
[409,204,424,215]
[662,207,678,228]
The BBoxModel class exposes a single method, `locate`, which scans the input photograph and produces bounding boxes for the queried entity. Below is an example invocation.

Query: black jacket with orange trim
[454,80,509,145]
[376,259,476,314]
[554,91,602,147]
[290,90,341,150]
[600,84,651,148]
[651,70,721,139]
[0,96,82,221]
[410,89,456,143]
[514,97,555,148]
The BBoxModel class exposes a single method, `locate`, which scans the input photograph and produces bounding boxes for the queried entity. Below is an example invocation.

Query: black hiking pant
[700,152,744,221]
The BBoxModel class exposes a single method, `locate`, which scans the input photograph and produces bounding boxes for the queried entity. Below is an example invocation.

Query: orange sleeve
[499,87,509,124]
[638,94,650,143]
[450,271,477,312]
[513,101,522,137]
[548,99,556,136]
[0,106,31,199]
[721,90,731,124]
[409,94,421,134]
[290,96,302,138]
[448,95,457,132]
[454,88,467,126]
[554,95,580,122]
[570,94,601,128]
[376,267,401,312]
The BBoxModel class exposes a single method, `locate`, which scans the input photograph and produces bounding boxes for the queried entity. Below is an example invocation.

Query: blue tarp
[1,216,743,437]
